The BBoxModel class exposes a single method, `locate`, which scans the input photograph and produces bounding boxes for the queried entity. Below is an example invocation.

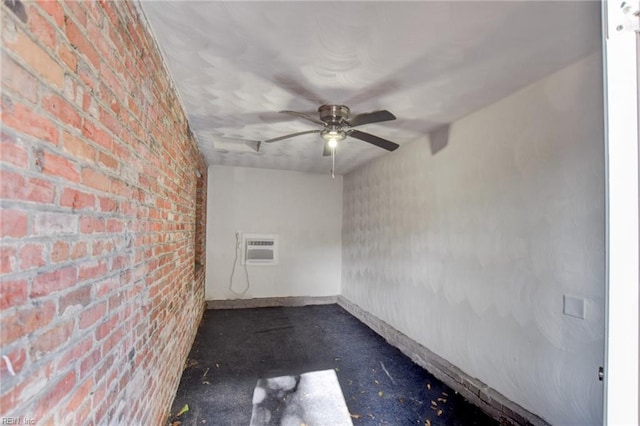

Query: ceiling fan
[263,105,399,177]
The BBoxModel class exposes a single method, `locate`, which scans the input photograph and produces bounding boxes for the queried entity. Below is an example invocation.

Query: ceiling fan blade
[280,110,325,126]
[347,110,396,127]
[348,130,399,151]
[264,129,321,143]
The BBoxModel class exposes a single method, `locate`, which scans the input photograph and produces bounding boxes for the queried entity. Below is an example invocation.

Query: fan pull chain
[331,147,335,178]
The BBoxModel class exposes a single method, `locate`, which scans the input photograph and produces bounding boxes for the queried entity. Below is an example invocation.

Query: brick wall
[0,1,207,424]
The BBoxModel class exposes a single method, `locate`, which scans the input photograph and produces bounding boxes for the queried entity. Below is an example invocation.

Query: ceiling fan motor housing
[318,105,350,125]
[319,105,350,141]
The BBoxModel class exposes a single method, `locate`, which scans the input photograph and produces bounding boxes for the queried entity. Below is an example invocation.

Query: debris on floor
[168,404,190,425]
[176,405,189,417]
[168,305,499,425]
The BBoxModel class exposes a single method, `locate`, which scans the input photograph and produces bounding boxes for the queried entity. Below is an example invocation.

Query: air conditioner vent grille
[242,234,278,265]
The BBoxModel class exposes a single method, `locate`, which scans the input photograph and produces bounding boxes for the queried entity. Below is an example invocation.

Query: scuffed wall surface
[341,53,605,425]
[1,1,206,423]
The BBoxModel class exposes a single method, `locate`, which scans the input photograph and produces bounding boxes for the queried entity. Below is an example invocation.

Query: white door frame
[603,1,639,424]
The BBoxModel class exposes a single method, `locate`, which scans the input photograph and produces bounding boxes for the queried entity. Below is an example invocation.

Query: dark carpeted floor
[168,304,498,426]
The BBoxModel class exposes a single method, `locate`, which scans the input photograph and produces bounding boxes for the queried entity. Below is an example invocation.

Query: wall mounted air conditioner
[242,234,278,265]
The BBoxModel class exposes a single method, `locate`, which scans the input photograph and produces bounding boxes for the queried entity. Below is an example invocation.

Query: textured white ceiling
[140,1,600,175]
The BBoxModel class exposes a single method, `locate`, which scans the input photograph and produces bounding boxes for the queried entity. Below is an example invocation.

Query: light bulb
[328,138,338,149]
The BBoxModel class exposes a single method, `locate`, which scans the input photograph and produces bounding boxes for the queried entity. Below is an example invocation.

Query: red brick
[31,266,78,297]
[0,246,16,274]
[0,140,29,168]
[1,52,38,103]
[108,292,124,311]
[65,16,99,70]
[81,167,109,192]
[42,93,83,131]
[79,216,105,234]
[98,196,118,212]
[127,21,143,52]
[115,142,134,169]
[84,1,102,23]
[0,170,55,203]
[4,30,64,89]
[87,21,117,68]
[111,254,128,271]
[51,240,70,263]
[82,121,112,150]
[61,131,97,163]
[97,151,118,171]
[28,6,57,50]
[31,320,74,357]
[79,301,107,329]
[41,150,80,182]
[110,178,131,198]
[66,377,94,414]
[0,301,56,345]
[19,243,46,270]
[91,381,106,411]
[101,0,120,32]
[80,348,101,377]
[100,62,124,101]
[37,0,65,26]
[1,99,59,144]
[59,285,92,314]
[102,325,123,354]
[0,279,27,309]
[96,314,119,341]
[58,336,93,370]
[58,41,78,72]
[34,370,76,419]
[60,187,95,210]
[120,200,134,216]
[106,218,124,233]
[99,107,122,138]
[69,244,86,263]
[0,208,28,238]
[78,260,107,280]
[64,1,87,27]
[72,399,92,425]
[96,278,119,298]
[1,0,208,421]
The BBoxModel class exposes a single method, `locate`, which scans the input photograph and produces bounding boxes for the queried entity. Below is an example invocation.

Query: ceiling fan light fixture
[327,138,338,149]
[320,128,346,143]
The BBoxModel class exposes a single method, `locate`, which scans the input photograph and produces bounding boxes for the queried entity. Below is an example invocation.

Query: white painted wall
[206,166,343,300]
[341,53,605,425]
